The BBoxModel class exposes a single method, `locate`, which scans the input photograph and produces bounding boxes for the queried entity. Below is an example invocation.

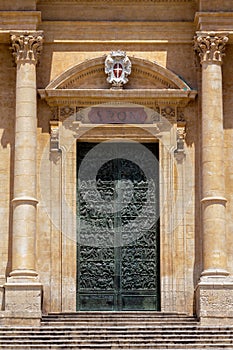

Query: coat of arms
[105,51,132,89]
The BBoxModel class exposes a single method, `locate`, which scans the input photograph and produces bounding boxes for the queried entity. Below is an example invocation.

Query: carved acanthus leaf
[10,32,44,65]
[194,33,228,64]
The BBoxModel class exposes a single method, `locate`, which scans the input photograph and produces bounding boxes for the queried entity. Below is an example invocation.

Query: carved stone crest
[105,51,131,89]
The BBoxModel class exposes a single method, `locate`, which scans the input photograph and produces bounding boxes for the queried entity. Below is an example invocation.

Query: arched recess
[38,56,197,314]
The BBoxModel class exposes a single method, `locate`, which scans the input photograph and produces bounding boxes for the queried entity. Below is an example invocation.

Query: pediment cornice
[45,56,191,91]
[39,55,197,112]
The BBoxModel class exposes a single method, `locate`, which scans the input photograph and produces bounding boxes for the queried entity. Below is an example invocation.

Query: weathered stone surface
[0,0,232,328]
[196,278,233,325]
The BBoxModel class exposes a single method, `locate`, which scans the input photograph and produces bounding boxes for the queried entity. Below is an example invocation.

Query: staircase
[0,312,233,349]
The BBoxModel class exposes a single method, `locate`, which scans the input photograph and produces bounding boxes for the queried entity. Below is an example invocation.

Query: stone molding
[10,31,44,65]
[194,12,233,34]
[201,196,227,205]
[39,89,196,116]
[0,12,41,34]
[194,32,228,64]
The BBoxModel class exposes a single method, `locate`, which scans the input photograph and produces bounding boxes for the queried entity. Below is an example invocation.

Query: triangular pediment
[46,56,191,91]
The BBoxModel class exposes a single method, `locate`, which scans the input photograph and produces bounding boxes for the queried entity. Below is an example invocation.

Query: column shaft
[10,32,43,278]
[201,62,227,274]
[195,32,228,277]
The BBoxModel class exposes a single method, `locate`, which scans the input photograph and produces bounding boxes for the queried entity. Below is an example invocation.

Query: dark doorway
[76,142,160,311]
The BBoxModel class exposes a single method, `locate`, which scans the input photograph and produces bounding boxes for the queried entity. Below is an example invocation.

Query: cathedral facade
[0,0,233,326]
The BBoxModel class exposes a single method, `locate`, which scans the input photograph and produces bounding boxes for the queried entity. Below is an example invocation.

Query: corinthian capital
[194,32,228,65]
[10,31,44,65]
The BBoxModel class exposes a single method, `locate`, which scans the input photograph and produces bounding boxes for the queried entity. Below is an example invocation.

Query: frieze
[88,107,147,124]
[161,106,176,120]
[60,106,76,118]
[48,103,186,125]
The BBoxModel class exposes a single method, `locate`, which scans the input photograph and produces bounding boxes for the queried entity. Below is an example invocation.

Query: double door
[76,142,160,310]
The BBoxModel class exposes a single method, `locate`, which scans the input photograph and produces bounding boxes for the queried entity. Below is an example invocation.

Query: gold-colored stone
[0,0,232,328]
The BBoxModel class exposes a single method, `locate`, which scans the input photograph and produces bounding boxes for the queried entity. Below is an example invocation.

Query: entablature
[195,12,233,43]
[0,12,41,43]
[39,21,194,44]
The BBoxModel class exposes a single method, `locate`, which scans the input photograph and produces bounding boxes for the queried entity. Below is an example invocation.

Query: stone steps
[1,342,233,349]
[1,312,233,349]
[41,311,198,326]
[0,333,233,344]
[1,346,233,350]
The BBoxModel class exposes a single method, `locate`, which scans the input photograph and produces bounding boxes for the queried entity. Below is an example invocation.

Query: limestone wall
[0,0,233,320]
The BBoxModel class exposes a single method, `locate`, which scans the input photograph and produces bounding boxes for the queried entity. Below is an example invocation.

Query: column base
[9,269,38,278]
[201,268,229,277]
[196,275,233,326]
[3,277,42,326]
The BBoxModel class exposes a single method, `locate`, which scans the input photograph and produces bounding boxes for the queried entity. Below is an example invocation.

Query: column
[194,32,233,325]
[195,32,228,277]
[4,32,43,326]
[10,31,43,278]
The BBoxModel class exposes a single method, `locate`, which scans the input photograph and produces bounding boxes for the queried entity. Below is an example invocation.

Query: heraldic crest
[105,50,132,89]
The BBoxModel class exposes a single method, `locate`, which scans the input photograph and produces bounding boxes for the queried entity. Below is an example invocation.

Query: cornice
[195,12,233,34]
[0,11,41,42]
[38,88,197,109]
[0,11,41,29]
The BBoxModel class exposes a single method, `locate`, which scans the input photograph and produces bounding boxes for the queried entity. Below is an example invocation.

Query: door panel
[76,142,160,311]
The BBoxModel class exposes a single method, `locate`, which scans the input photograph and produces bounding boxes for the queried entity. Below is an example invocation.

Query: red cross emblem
[113,63,123,78]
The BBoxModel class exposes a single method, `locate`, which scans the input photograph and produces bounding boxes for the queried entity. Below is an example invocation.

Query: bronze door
[76,142,160,310]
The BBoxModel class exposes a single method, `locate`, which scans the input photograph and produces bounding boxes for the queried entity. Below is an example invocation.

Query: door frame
[45,106,194,314]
